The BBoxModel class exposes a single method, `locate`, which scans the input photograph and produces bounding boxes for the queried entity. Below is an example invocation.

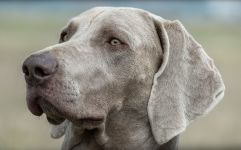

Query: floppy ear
[147,16,225,145]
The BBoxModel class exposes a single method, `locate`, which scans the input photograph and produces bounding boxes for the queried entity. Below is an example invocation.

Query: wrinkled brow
[95,23,132,44]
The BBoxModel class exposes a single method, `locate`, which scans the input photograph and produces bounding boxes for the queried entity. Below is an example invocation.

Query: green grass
[0,14,240,149]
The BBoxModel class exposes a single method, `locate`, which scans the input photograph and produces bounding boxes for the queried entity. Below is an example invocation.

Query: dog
[22,7,225,150]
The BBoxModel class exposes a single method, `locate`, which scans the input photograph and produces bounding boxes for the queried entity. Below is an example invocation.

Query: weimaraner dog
[22,7,225,150]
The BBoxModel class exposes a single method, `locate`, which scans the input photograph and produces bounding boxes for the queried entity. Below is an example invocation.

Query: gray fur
[24,7,225,150]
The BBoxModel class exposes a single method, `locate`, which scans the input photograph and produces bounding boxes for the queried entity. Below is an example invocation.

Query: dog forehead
[70,7,151,32]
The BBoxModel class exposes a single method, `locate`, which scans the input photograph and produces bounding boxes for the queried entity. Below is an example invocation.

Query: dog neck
[72,79,179,150]
[98,82,179,150]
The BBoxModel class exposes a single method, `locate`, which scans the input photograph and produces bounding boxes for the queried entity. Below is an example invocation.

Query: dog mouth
[47,115,65,125]
[27,92,105,126]
[37,97,66,125]
[26,86,108,150]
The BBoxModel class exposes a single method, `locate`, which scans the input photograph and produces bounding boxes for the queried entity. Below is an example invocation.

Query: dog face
[23,6,161,140]
[22,7,225,150]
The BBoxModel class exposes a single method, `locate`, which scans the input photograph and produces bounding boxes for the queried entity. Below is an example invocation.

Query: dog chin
[38,98,66,125]
[61,122,108,150]
[39,99,105,127]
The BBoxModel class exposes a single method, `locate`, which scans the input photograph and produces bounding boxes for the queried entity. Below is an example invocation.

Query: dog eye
[109,38,122,46]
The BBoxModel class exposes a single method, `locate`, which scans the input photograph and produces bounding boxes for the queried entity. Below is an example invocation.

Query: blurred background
[0,0,240,149]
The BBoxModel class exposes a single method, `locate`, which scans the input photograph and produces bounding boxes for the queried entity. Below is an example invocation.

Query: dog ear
[147,15,225,145]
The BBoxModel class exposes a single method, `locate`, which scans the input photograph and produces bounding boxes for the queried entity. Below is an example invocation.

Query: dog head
[22,7,225,149]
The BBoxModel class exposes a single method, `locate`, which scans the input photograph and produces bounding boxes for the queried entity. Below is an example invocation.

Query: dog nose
[22,52,58,85]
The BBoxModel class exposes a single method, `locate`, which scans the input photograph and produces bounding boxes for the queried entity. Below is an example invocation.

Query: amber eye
[110,38,122,46]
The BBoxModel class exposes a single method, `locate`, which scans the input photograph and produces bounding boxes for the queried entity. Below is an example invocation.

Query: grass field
[0,13,241,149]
